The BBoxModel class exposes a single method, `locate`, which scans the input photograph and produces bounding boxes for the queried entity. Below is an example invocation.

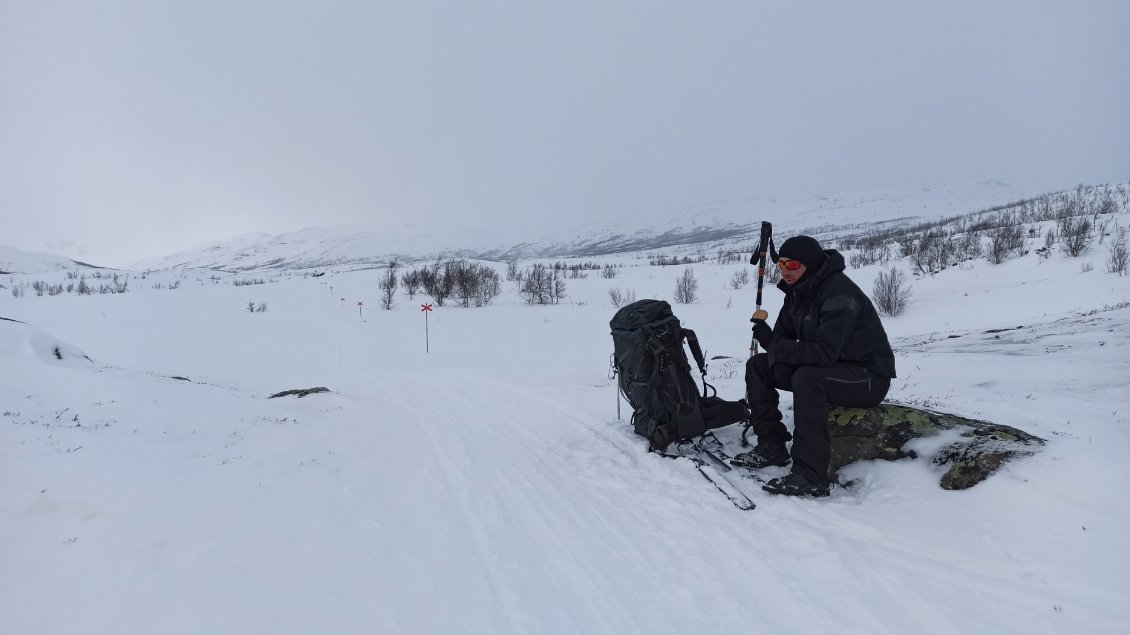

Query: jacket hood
[778,249,845,295]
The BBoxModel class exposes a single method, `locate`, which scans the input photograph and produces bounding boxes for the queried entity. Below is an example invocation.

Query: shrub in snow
[1106,229,1127,276]
[714,249,743,265]
[1040,229,1057,261]
[379,267,398,310]
[848,244,890,268]
[608,287,622,307]
[651,253,701,266]
[400,269,422,299]
[420,260,454,306]
[988,224,1025,264]
[673,267,698,304]
[764,261,781,285]
[872,266,912,317]
[521,263,559,305]
[1058,215,1093,257]
[608,287,637,308]
[401,258,501,308]
[455,262,501,307]
[729,269,750,289]
[956,232,984,261]
[552,272,567,304]
[606,287,620,308]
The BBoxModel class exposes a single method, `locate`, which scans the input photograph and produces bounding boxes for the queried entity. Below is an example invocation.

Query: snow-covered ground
[2,215,1129,633]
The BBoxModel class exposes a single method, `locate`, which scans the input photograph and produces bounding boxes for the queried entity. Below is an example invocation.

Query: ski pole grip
[750,309,769,322]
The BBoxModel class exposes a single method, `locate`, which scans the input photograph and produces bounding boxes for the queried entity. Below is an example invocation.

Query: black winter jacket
[767,250,897,378]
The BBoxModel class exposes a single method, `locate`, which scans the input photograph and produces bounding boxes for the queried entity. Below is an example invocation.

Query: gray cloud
[2,0,1128,267]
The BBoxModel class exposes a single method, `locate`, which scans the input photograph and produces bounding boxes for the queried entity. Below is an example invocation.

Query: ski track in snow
[367,371,655,632]
[317,362,1125,633]
[6,352,1125,633]
[329,318,372,375]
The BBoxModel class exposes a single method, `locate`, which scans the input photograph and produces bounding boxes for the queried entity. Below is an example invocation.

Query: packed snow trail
[3,339,1126,633]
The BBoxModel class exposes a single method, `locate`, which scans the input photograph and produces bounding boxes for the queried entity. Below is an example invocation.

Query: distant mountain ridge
[0,245,102,275]
[123,180,1029,272]
[3,180,1042,274]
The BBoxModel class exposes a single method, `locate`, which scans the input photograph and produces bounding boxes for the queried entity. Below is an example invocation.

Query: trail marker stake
[357,300,364,322]
[421,303,433,352]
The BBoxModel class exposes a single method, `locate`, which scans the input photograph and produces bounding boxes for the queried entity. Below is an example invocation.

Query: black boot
[731,441,790,469]
[762,472,830,498]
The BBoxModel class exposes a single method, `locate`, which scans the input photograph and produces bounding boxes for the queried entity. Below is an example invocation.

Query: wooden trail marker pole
[421,303,433,352]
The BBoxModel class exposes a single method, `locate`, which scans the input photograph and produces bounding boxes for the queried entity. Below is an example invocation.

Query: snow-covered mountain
[130,180,1028,272]
[0,245,104,275]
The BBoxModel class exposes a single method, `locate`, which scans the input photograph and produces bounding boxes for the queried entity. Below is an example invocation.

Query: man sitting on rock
[736,235,897,497]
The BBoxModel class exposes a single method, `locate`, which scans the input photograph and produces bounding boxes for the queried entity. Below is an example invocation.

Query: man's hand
[751,319,774,350]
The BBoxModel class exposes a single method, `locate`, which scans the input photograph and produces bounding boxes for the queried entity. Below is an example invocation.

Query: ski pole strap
[749,221,775,265]
[702,379,718,399]
[741,422,753,447]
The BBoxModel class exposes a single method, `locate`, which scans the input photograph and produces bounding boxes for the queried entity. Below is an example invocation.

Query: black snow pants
[745,353,890,485]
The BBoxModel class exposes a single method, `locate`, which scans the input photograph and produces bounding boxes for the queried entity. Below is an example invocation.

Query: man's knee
[790,366,827,393]
[746,353,771,380]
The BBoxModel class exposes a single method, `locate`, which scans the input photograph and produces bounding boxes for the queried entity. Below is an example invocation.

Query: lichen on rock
[826,403,1044,489]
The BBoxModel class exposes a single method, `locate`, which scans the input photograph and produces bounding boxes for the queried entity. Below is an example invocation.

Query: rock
[826,403,1044,489]
[268,387,330,399]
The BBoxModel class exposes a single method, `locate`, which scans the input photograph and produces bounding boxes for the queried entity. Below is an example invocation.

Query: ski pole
[610,354,622,421]
[749,221,775,357]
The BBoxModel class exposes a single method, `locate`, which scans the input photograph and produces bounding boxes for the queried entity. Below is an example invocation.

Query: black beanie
[778,235,827,269]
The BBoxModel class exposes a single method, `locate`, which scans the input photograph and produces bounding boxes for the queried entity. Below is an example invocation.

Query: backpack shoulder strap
[681,328,707,376]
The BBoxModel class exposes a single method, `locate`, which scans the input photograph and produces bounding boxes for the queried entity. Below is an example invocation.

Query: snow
[2,207,1129,634]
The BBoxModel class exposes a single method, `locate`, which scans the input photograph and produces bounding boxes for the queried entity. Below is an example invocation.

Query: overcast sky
[2,1,1128,267]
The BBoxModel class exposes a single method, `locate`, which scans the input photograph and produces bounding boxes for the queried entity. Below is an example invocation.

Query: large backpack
[610,299,749,452]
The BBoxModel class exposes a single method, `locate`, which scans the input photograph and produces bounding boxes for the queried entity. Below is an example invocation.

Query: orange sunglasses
[777,258,803,271]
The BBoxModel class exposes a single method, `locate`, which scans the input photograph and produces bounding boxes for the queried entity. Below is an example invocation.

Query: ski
[694,432,769,485]
[680,453,756,511]
[662,436,756,510]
